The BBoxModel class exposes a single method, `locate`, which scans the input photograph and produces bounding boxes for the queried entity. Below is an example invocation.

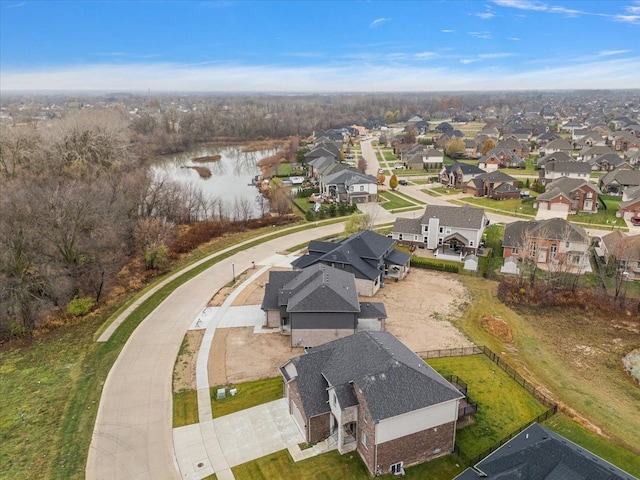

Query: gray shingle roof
[358,302,387,319]
[455,423,635,480]
[503,218,588,247]
[545,160,591,174]
[287,332,462,420]
[537,177,600,201]
[284,264,360,313]
[392,217,422,235]
[600,169,640,187]
[420,205,487,230]
[291,230,405,281]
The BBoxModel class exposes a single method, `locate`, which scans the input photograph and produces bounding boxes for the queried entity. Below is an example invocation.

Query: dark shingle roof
[455,423,635,480]
[358,302,387,319]
[420,205,487,230]
[503,218,588,247]
[291,230,404,281]
[287,332,462,420]
[392,217,422,236]
[261,270,301,310]
[283,264,360,313]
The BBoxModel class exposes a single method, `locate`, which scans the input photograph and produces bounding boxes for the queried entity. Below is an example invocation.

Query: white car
[394,163,406,170]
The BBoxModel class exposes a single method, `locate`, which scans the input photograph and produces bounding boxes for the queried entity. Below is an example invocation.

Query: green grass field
[378,191,415,210]
[459,196,537,216]
[233,449,465,480]
[173,390,199,427]
[211,377,283,418]
[427,355,548,458]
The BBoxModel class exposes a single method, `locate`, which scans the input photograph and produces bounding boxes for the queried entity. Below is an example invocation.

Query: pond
[153,145,277,218]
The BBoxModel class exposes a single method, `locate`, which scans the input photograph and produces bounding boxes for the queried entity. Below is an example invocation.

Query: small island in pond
[193,154,222,163]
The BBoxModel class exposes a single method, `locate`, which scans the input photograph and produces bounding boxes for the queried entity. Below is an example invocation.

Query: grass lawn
[233,449,465,480]
[274,163,293,176]
[382,150,397,162]
[426,355,548,458]
[427,187,459,196]
[453,277,640,476]
[390,189,425,205]
[173,390,199,427]
[459,197,537,216]
[378,191,415,210]
[211,377,283,418]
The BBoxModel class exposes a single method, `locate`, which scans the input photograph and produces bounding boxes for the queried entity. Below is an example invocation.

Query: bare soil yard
[206,267,472,384]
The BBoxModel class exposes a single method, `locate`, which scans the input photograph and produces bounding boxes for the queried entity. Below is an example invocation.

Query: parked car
[394,163,406,169]
[398,179,408,186]
[631,216,640,226]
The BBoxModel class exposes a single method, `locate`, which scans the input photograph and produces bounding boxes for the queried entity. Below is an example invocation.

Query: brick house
[440,162,485,188]
[535,177,600,214]
[280,332,465,476]
[260,264,387,347]
[463,171,520,200]
[477,147,525,172]
[503,218,590,270]
[599,169,640,195]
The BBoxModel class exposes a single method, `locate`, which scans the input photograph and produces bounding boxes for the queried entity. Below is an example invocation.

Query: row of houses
[305,137,379,204]
[262,221,633,477]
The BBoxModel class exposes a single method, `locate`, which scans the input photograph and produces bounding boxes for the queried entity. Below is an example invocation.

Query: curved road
[87,140,616,479]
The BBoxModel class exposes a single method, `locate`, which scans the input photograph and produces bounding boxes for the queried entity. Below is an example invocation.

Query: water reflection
[153,145,276,218]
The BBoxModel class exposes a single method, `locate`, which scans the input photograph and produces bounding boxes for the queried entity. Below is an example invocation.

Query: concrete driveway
[213,399,304,468]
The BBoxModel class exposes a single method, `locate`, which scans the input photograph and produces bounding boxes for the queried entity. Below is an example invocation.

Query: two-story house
[463,171,520,200]
[503,218,590,270]
[440,162,485,188]
[391,205,488,257]
[260,264,387,347]
[535,177,600,214]
[291,230,410,296]
[320,169,378,204]
[280,332,465,476]
[539,159,591,186]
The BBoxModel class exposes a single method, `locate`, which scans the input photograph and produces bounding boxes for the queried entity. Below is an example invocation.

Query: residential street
[86,159,620,479]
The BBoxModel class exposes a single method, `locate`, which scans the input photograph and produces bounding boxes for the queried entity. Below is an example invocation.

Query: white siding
[375,399,459,444]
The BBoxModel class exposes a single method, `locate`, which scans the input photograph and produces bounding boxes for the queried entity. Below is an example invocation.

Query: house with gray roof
[391,205,488,257]
[463,171,520,200]
[291,230,410,296]
[599,169,640,195]
[280,331,465,476]
[536,177,600,214]
[587,153,632,172]
[540,138,573,157]
[261,264,387,347]
[503,218,590,270]
[455,423,635,480]
[440,162,485,188]
[477,147,525,172]
[539,159,591,185]
[320,168,378,204]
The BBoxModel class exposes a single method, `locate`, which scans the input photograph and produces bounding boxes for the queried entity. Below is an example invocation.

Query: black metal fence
[420,344,558,466]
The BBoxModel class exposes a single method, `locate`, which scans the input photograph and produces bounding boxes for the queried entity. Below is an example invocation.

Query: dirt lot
[206,267,472,385]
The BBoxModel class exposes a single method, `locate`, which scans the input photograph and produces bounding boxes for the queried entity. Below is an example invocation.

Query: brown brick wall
[308,412,331,444]
[375,420,456,474]
[287,380,309,442]
[354,387,377,475]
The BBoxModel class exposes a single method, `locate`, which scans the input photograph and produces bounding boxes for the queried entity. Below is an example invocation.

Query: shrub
[67,296,95,317]
[409,256,460,273]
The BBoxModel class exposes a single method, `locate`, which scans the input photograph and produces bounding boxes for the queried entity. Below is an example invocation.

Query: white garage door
[550,202,570,212]
[291,400,307,439]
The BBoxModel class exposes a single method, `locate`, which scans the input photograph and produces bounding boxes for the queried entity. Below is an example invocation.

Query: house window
[390,462,403,475]
[332,393,337,407]
[349,186,354,192]
[439,227,444,234]
[360,185,364,191]
[469,240,474,247]
[566,241,570,248]
[586,192,593,199]
[424,225,429,233]
[438,238,443,246]
[446,228,451,234]
[512,247,519,254]
[398,233,403,240]
[550,244,557,259]
[529,242,537,257]
[361,431,368,447]
[363,411,368,423]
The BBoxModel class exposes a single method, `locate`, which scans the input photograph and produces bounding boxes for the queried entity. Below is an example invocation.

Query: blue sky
[1,0,639,92]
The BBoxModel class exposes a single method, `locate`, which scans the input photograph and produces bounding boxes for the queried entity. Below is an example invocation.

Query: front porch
[330,416,358,454]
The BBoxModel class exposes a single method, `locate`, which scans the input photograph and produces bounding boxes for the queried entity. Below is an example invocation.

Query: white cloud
[468,31,493,39]
[614,14,640,24]
[478,52,515,59]
[415,51,437,58]
[492,0,547,12]
[476,12,495,19]
[508,37,521,41]
[441,29,455,33]
[598,49,632,56]
[2,57,639,93]
[369,17,389,28]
